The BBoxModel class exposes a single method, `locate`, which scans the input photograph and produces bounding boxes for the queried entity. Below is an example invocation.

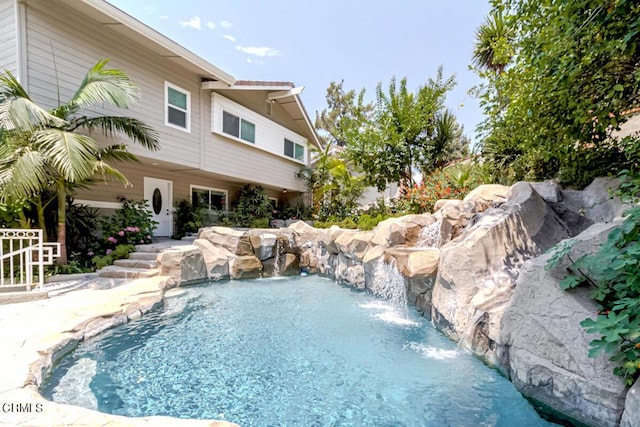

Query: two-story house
[0,0,321,236]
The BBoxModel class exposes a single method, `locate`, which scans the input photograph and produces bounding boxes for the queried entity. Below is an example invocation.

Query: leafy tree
[346,70,458,190]
[315,80,373,147]
[0,59,159,264]
[472,11,514,75]
[476,0,640,186]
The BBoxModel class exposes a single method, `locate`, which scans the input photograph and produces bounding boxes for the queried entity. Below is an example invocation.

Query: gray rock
[500,247,627,427]
[193,239,231,281]
[531,179,563,203]
[157,245,207,285]
[621,380,640,427]
[431,182,571,355]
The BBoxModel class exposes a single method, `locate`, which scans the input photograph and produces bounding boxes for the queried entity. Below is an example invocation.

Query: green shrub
[173,199,203,239]
[100,198,157,248]
[357,213,385,231]
[250,217,270,229]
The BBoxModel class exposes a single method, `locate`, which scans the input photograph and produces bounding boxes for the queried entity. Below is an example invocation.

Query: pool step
[129,252,159,261]
[113,258,158,269]
[98,266,160,279]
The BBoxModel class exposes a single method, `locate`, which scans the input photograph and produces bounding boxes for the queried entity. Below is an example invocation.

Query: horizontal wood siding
[73,162,293,209]
[23,0,201,168]
[23,0,309,195]
[0,0,17,75]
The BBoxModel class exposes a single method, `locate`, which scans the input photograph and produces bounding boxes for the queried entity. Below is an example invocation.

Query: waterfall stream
[416,220,442,248]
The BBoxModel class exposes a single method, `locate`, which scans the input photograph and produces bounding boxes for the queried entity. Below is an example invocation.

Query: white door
[144,177,173,237]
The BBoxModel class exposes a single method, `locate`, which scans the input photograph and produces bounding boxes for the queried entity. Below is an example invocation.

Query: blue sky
[108,0,491,143]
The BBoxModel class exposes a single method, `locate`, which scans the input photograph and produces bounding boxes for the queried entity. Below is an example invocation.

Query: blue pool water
[42,276,556,426]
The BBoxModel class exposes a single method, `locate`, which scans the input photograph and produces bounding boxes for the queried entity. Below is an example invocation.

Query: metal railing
[0,229,60,290]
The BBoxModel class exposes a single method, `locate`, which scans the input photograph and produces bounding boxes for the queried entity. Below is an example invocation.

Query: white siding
[211,93,308,165]
[0,0,17,76]
[23,0,201,168]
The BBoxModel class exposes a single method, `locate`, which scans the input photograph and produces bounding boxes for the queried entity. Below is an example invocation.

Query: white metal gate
[0,229,60,290]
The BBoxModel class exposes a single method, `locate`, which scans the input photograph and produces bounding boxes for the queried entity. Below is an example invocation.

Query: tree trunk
[56,179,67,265]
[35,197,47,242]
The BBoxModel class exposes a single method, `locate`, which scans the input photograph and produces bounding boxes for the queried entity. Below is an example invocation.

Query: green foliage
[232,185,273,228]
[65,199,100,268]
[297,144,365,221]
[45,259,86,276]
[475,0,640,186]
[356,213,385,231]
[345,70,462,190]
[546,204,640,384]
[100,198,156,250]
[250,217,270,229]
[173,199,203,239]
[91,243,135,269]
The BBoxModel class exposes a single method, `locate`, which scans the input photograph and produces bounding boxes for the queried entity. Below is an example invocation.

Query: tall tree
[315,80,373,147]
[0,59,159,264]
[472,11,514,75]
[346,69,456,190]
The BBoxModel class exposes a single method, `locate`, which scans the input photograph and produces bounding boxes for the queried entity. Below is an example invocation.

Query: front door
[144,177,173,237]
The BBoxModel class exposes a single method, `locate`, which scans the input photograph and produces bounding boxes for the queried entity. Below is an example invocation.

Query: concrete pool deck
[0,274,238,427]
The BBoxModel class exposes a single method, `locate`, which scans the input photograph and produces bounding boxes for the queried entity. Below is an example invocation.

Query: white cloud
[206,21,215,29]
[223,34,236,43]
[236,45,280,57]
[220,20,233,29]
[179,16,201,30]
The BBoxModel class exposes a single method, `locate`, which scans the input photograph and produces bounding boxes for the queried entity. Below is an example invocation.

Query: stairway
[97,250,160,279]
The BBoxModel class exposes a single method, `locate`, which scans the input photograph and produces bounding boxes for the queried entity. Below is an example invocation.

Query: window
[284,138,305,161]
[191,186,227,211]
[165,82,190,131]
[222,111,255,143]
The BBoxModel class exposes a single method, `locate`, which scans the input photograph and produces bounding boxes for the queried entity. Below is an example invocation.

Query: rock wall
[154,177,636,427]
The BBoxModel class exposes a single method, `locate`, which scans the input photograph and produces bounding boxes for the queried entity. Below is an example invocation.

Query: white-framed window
[222,110,255,143]
[191,185,227,211]
[284,138,305,161]
[165,82,190,132]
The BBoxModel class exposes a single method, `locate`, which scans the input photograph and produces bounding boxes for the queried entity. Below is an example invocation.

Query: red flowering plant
[397,166,483,214]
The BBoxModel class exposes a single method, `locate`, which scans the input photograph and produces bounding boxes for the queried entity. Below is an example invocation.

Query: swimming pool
[42,275,556,426]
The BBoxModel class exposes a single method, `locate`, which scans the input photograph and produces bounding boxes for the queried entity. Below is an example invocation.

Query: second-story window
[165,82,190,132]
[284,138,305,161]
[222,111,255,143]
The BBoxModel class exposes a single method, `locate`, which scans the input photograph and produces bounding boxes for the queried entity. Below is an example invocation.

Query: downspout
[199,85,206,171]
[16,0,28,87]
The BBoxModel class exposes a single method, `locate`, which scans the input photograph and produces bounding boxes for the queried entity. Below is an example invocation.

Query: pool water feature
[42,276,556,426]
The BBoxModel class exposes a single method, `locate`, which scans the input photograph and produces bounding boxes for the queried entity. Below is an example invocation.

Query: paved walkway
[0,268,236,426]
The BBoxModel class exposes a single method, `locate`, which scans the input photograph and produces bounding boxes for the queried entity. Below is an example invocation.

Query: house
[0,0,321,236]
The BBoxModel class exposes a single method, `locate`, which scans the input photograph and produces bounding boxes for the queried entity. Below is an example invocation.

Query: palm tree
[472,12,514,75]
[0,59,159,264]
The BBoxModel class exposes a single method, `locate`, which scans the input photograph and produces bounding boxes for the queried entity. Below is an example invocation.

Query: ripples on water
[42,275,556,426]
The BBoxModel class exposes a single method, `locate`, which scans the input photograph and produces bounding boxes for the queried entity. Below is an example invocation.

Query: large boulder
[199,227,253,256]
[157,245,207,285]
[499,222,628,427]
[334,230,373,261]
[289,221,321,273]
[431,182,571,356]
[229,255,262,279]
[193,239,232,281]
[463,183,510,211]
[371,214,434,247]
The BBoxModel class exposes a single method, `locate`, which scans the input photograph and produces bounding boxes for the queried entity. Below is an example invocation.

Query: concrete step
[113,258,157,269]
[129,252,159,261]
[98,266,160,279]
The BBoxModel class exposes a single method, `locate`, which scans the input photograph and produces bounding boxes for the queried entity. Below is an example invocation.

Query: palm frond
[72,116,159,151]
[96,144,140,163]
[91,160,131,186]
[0,71,66,130]
[31,129,98,182]
[67,59,140,110]
[0,148,50,201]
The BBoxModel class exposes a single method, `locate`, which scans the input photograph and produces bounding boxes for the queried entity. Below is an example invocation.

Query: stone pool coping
[0,275,238,427]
